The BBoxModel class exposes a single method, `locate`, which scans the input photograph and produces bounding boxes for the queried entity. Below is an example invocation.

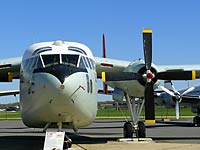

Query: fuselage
[20,40,97,129]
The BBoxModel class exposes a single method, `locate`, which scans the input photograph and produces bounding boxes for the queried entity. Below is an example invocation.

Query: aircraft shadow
[148,120,194,128]
[0,133,109,150]
[0,136,45,150]
[80,126,122,129]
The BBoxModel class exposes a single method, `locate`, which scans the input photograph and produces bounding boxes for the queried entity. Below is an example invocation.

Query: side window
[90,58,95,70]
[86,74,89,93]
[83,57,89,68]
[78,57,86,69]
[90,79,93,93]
[36,56,43,69]
[27,58,33,71]
[86,57,92,69]
[30,57,37,69]
[22,59,28,71]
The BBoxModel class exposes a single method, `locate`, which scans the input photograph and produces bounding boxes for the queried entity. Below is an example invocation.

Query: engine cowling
[102,59,160,98]
[124,59,159,87]
[107,59,160,98]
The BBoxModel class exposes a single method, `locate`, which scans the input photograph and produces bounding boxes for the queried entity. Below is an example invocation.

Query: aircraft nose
[33,64,87,83]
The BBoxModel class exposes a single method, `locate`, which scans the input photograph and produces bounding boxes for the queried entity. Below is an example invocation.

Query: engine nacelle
[0,72,13,82]
[124,59,159,86]
[105,59,160,98]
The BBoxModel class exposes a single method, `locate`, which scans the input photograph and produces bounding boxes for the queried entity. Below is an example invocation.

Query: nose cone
[33,64,87,83]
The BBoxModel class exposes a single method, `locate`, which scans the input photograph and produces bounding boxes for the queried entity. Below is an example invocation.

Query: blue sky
[0,0,200,103]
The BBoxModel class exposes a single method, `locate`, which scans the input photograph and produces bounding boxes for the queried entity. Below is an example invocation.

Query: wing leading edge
[95,57,130,78]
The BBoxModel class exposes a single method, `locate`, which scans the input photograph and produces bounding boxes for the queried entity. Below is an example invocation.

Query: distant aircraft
[155,80,200,126]
[6,106,18,111]
[0,29,200,141]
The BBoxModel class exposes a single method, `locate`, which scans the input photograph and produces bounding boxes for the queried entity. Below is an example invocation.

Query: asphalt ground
[0,120,200,150]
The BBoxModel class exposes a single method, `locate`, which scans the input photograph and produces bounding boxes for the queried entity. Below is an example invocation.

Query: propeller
[101,29,200,123]
[142,29,155,123]
[159,83,195,119]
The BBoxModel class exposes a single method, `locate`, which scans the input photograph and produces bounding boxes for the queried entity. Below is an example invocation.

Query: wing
[0,57,22,81]
[95,57,130,78]
[157,64,200,72]
[95,56,200,79]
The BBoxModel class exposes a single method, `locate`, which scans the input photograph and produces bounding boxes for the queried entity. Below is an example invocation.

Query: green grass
[0,106,195,120]
[97,106,194,118]
[0,111,21,119]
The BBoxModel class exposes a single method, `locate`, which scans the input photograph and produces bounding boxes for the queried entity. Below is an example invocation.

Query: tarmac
[0,119,200,150]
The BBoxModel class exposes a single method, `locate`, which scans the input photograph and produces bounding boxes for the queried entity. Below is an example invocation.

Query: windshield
[40,54,80,68]
[42,54,60,67]
[61,54,79,67]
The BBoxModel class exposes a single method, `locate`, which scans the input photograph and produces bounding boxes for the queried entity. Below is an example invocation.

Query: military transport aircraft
[0,29,200,140]
[155,80,200,126]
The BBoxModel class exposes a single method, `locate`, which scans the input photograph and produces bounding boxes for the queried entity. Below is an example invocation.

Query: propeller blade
[101,72,142,82]
[145,82,155,123]
[102,33,108,94]
[181,86,195,96]
[156,70,198,80]
[175,100,180,120]
[159,85,176,97]
[164,80,178,93]
[143,29,152,70]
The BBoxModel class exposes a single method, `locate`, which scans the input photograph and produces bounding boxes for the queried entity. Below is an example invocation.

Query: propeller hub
[146,70,154,79]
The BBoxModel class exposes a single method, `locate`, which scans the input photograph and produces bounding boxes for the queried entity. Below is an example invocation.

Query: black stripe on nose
[33,64,87,83]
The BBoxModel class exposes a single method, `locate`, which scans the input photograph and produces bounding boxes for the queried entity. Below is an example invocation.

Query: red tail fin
[103,33,106,58]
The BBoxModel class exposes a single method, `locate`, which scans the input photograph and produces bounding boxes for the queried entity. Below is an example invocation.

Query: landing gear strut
[124,93,146,138]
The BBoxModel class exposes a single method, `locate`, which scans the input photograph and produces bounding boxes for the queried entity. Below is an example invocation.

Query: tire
[136,121,146,138]
[123,121,133,138]
[193,116,200,127]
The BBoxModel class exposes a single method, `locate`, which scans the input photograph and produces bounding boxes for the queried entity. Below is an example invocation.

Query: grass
[97,106,194,119]
[0,106,195,120]
[0,111,21,120]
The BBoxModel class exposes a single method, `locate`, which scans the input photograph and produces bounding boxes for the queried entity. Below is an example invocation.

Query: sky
[0,0,200,103]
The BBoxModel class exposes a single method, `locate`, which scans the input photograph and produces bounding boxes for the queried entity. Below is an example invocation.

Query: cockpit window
[36,56,43,68]
[79,57,86,69]
[61,54,79,67]
[42,54,60,67]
